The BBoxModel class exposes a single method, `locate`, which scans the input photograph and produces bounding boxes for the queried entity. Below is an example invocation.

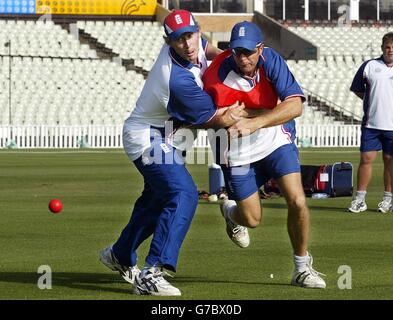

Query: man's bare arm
[252,96,303,128]
[228,97,303,137]
[198,102,245,130]
[205,43,223,60]
[238,108,269,118]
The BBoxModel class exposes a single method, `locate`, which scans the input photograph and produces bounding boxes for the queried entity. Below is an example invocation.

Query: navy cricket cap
[230,21,264,50]
[164,9,199,40]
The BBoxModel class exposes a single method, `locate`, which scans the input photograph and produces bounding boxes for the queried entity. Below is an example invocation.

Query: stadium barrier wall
[0,124,361,149]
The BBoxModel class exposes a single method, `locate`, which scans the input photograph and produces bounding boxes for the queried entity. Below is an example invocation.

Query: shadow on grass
[201,201,350,212]
[0,272,290,295]
[174,277,290,287]
[0,272,131,295]
[264,202,384,214]
[261,202,350,212]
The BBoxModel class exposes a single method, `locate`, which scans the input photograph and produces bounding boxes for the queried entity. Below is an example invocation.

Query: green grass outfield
[1,148,392,300]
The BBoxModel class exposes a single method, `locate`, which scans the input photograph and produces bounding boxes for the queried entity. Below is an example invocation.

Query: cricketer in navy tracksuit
[111,37,217,272]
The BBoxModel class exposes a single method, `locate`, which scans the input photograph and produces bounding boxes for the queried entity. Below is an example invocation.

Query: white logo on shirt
[175,14,183,24]
[239,27,245,37]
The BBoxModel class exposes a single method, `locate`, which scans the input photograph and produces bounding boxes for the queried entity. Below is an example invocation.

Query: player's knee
[286,194,307,211]
[246,217,261,228]
[240,210,262,228]
[360,153,377,165]
[360,159,374,166]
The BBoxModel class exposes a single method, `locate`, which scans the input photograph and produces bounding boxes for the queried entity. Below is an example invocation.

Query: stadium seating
[0,19,97,58]
[286,25,393,120]
[0,19,147,125]
[0,55,145,125]
[296,102,344,126]
[76,20,164,71]
[288,25,391,57]
[286,57,362,120]
[2,17,390,126]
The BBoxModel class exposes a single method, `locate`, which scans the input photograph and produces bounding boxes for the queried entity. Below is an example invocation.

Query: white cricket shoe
[220,200,250,248]
[378,199,392,213]
[347,198,367,213]
[99,246,140,284]
[291,254,326,289]
[133,266,181,296]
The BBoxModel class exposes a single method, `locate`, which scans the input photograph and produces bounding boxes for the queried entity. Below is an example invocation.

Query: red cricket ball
[49,199,63,214]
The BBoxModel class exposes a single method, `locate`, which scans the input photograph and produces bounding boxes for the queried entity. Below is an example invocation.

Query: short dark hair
[382,32,393,46]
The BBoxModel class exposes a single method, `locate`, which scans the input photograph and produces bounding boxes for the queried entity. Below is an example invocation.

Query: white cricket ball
[207,194,218,202]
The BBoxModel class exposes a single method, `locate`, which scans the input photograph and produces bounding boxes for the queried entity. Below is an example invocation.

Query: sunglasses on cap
[232,44,262,57]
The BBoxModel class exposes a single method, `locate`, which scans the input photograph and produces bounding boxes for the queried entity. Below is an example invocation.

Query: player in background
[99,10,245,296]
[348,32,393,214]
[202,21,326,289]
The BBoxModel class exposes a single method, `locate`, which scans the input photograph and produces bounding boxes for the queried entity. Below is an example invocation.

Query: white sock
[383,191,392,202]
[356,191,367,201]
[225,201,238,224]
[294,253,309,272]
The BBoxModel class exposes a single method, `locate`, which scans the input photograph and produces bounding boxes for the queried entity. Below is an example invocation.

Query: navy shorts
[360,127,393,155]
[220,143,301,201]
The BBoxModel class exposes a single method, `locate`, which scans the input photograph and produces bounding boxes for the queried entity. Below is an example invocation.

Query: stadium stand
[286,24,393,122]
[288,24,391,57]
[2,16,387,127]
[2,3,391,133]
[0,19,147,125]
[0,54,144,125]
[0,18,368,128]
[0,19,96,58]
[76,20,164,71]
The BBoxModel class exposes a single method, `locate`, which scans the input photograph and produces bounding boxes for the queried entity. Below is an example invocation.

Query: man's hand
[220,101,245,126]
[228,96,303,137]
[228,117,261,138]
[191,101,245,130]
[202,101,245,129]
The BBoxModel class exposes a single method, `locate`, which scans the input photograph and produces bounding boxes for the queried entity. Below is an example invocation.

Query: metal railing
[0,124,362,149]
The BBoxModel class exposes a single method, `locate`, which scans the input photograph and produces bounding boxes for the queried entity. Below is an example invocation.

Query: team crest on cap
[175,14,183,24]
[230,21,264,50]
[164,9,198,39]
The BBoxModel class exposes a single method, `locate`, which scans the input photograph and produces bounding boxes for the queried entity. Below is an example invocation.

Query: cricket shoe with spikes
[291,254,326,289]
[347,198,367,213]
[99,246,140,284]
[377,199,392,213]
[134,266,181,296]
[220,200,250,248]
